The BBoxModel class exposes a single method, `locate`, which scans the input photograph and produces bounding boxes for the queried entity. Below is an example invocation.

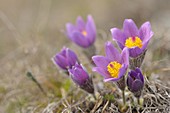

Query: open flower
[92,42,129,82]
[69,63,94,94]
[111,19,153,58]
[66,15,96,48]
[52,47,78,71]
[127,68,144,98]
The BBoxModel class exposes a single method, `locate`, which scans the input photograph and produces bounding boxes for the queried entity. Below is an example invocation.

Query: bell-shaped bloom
[111,19,153,58]
[52,47,78,71]
[69,63,94,94]
[127,68,144,98]
[66,15,96,48]
[92,42,129,82]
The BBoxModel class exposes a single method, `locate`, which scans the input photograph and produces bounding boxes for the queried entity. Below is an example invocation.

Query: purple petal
[86,15,96,44]
[129,47,142,58]
[93,67,110,78]
[141,42,148,52]
[66,48,78,67]
[53,55,68,70]
[132,79,143,92]
[121,47,129,66]
[139,21,154,42]
[68,68,74,75]
[127,73,134,89]
[76,16,86,31]
[104,77,121,82]
[73,62,83,69]
[135,73,141,80]
[111,28,126,45]
[129,70,137,78]
[66,23,76,38]
[137,73,144,83]
[92,56,110,69]
[70,70,86,85]
[123,19,139,37]
[76,67,89,79]
[118,64,127,79]
[71,31,89,48]
[59,47,66,56]
[117,41,125,50]
[69,65,89,81]
[135,68,144,83]
[135,68,142,75]
[105,42,121,62]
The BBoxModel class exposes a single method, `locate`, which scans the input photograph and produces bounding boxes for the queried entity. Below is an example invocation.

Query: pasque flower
[69,63,94,94]
[92,42,129,82]
[52,47,78,71]
[111,19,153,58]
[127,68,144,98]
[66,15,96,48]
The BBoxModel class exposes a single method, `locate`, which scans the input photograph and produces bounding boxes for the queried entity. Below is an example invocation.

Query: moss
[0,86,6,94]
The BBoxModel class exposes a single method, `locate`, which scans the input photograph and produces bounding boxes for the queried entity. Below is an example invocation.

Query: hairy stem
[137,97,140,105]
[122,90,126,105]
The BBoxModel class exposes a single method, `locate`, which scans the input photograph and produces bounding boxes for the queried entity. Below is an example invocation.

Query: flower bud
[69,63,94,94]
[52,47,78,71]
[127,68,144,98]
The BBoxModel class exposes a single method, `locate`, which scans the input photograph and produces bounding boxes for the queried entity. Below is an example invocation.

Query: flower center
[82,30,87,36]
[107,61,122,78]
[125,36,143,48]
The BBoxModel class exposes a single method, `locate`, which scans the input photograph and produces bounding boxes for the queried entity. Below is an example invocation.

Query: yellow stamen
[82,30,87,36]
[107,61,122,78]
[125,36,143,48]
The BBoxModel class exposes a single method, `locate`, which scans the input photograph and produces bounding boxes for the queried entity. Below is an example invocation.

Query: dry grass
[42,75,170,113]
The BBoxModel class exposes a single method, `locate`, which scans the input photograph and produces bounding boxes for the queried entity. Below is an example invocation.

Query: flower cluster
[52,47,94,94]
[52,16,96,94]
[52,15,153,107]
[92,19,153,104]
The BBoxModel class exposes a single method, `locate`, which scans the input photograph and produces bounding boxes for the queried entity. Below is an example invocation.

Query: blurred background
[0,0,170,112]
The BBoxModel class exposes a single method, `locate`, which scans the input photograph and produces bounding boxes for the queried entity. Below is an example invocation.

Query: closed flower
[127,68,144,98]
[69,63,94,94]
[52,47,78,71]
